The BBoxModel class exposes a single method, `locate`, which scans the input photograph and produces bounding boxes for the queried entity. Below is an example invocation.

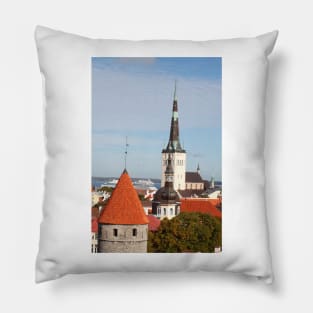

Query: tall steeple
[162,81,185,153]
[173,79,177,101]
[164,155,174,186]
[161,82,186,191]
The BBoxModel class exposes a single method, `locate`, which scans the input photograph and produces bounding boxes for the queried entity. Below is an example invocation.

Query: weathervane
[124,136,129,170]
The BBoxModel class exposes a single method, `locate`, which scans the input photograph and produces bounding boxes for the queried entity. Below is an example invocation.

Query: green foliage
[148,212,221,253]
[98,186,114,193]
[138,194,145,201]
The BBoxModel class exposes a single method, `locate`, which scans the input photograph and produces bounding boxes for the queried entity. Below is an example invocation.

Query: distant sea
[92,177,221,191]
[92,177,161,190]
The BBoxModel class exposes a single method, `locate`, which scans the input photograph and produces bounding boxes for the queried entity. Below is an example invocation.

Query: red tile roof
[91,217,98,233]
[147,215,161,231]
[91,206,100,219]
[180,199,222,218]
[207,198,221,207]
[98,170,149,225]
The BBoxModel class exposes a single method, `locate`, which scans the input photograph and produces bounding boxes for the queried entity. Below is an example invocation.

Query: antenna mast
[124,136,129,170]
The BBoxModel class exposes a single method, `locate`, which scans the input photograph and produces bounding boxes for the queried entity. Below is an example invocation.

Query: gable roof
[98,170,149,225]
[178,189,204,198]
[141,200,153,207]
[180,199,222,218]
[147,215,161,231]
[185,172,203,183]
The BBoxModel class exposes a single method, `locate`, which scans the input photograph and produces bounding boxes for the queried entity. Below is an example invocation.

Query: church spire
[162,82,185,153]
[164,155,174,185]
[173,80,177,101]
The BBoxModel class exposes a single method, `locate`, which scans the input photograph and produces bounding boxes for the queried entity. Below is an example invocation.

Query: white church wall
[161,152,186,190]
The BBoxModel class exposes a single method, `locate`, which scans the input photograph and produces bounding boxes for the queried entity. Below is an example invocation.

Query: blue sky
[92,57,222,180]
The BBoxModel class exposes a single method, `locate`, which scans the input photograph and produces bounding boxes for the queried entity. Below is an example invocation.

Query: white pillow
[35,25,278,283]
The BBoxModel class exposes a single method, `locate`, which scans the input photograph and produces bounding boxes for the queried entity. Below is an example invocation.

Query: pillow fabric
[35,25,278,283]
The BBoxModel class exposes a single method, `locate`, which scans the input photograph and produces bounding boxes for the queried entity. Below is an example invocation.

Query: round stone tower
[98,169,149,253]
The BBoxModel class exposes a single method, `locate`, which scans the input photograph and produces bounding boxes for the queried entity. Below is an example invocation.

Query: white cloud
[92,62,222,179]
[92,67,221,133]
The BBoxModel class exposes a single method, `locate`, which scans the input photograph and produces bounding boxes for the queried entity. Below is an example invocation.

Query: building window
[158,207,161,216]
[132,228,137,236]
[170,208,173,215]
[163,208,166,215]
[113,228,118,237]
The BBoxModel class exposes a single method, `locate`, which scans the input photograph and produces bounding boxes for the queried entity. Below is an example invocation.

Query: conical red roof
[98,170,149,225]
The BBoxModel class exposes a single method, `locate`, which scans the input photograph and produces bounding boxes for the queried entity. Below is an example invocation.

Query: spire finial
[124,136,129,170]
[174,80,177,101]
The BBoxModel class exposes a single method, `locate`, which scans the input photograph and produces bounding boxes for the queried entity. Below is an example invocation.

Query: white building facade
[161,152,186,190]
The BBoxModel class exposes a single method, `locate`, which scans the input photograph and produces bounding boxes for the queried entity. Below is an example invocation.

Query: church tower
[98,169,149,253]
[161,82,186,190]
[153,156,180,219]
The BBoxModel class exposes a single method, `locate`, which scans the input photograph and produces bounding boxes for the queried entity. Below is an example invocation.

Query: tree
[97,186,114,193]
[148,212,221,253]
[138,194,145,201]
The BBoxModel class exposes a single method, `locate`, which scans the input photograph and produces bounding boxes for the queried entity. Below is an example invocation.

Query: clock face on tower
[166,175,173,182]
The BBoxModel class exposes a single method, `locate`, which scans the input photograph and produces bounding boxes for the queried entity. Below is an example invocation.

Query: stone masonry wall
[98,224,148,253]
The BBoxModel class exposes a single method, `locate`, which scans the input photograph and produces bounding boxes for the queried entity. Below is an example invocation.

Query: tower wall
[161,152,186,190]
[98,224,148,253]
[155,203,180,220]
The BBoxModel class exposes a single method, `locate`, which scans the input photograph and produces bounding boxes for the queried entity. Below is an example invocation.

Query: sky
[92,57,222,181]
